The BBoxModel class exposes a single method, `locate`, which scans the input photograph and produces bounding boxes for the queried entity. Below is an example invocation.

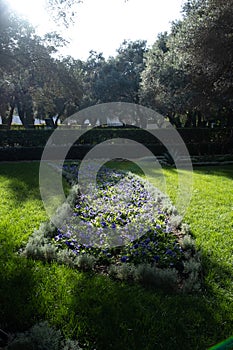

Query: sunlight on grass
[39,162,70,218]
[0,163,47,249]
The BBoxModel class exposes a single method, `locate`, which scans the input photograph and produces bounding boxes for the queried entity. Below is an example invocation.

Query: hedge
[0,128,232,161]
[0,127,233,146]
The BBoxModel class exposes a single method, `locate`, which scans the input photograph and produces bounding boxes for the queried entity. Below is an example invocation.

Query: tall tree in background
[81,40,146,106]
[179,0,233,126]
[114,40,147,104]
[1,0,232,128]
[140,0,233,127]
[0,0,83,128]
[140,30,193,127]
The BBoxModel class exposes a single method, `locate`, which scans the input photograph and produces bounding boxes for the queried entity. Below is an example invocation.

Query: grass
[0,161,233,349]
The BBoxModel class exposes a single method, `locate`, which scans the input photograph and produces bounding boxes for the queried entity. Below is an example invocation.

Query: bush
[108,263,178,292]
[23,228,57,262]
[6,321,83,350]
[0,128,232,161]
[180,235,196,251]
[108,263,136,281]
[182,252,202,293]
[134,264,178,291]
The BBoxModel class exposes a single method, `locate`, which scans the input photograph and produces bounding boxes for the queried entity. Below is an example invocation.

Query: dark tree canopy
[0,0,233,128]
[0,0,83,128]
[140,0,233,127]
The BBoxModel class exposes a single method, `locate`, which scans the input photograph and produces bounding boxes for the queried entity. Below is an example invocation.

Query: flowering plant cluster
[53,163,186,270]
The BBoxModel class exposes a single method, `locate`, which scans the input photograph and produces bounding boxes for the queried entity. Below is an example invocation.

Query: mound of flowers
[24,163,202,292]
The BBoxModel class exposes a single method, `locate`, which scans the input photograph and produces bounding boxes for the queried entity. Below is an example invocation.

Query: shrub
[134,264,178,291]
[180,235,196,251]
[109,263,178,291]
[108,263,136,281]
[0,128,232,161]
[75,254,97,271]
[23,229,57,262]
[6,322,83,350]
[182,252,202,293]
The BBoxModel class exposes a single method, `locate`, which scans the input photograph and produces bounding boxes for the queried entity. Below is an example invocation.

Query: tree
[46,0,81,27]
[140,31,192,127]
[175,0,233,125]
[80,41,146,105]
[114,40,147,104]
[0,1,83,128]
[140,0,233,127]
[40,57,83,127]
[75,41,147,126]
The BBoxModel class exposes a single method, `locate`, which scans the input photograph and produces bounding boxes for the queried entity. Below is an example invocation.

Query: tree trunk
[226,109,233,127]
[167,112,180,128]
[197,110,202,128]
[54,114,61,128]
[7,103,15,129]
[191,111,197,128]
[184,111,192,127]
[54,102,68,128]
[17,103,27,128]
[0,111,7,126]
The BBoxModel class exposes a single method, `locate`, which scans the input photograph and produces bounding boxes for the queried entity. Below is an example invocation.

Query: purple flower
[121,256,128,263]
[101,221,107,227]
[54,233,63,241]
[165,249,173,256]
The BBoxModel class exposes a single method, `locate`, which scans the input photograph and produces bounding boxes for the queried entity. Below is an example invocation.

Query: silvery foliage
[109,263,178,291]
[6,322,83,350]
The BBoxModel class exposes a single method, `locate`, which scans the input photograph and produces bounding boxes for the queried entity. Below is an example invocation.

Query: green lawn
[0,161,232,350]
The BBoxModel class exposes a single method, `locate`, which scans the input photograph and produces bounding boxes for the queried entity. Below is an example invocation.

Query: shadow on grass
[65,258,232,350]
[0,162,69,207]
[0,162,42,205]
[192,164,233,180]
[0,255,39,332]
[0,248,232,350]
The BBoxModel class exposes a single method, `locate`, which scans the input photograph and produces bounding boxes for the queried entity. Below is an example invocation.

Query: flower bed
[24,163,202,292]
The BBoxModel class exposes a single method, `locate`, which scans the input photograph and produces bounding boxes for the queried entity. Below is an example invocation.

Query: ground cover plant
[0,161,232,350]
[23,162,201,293]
